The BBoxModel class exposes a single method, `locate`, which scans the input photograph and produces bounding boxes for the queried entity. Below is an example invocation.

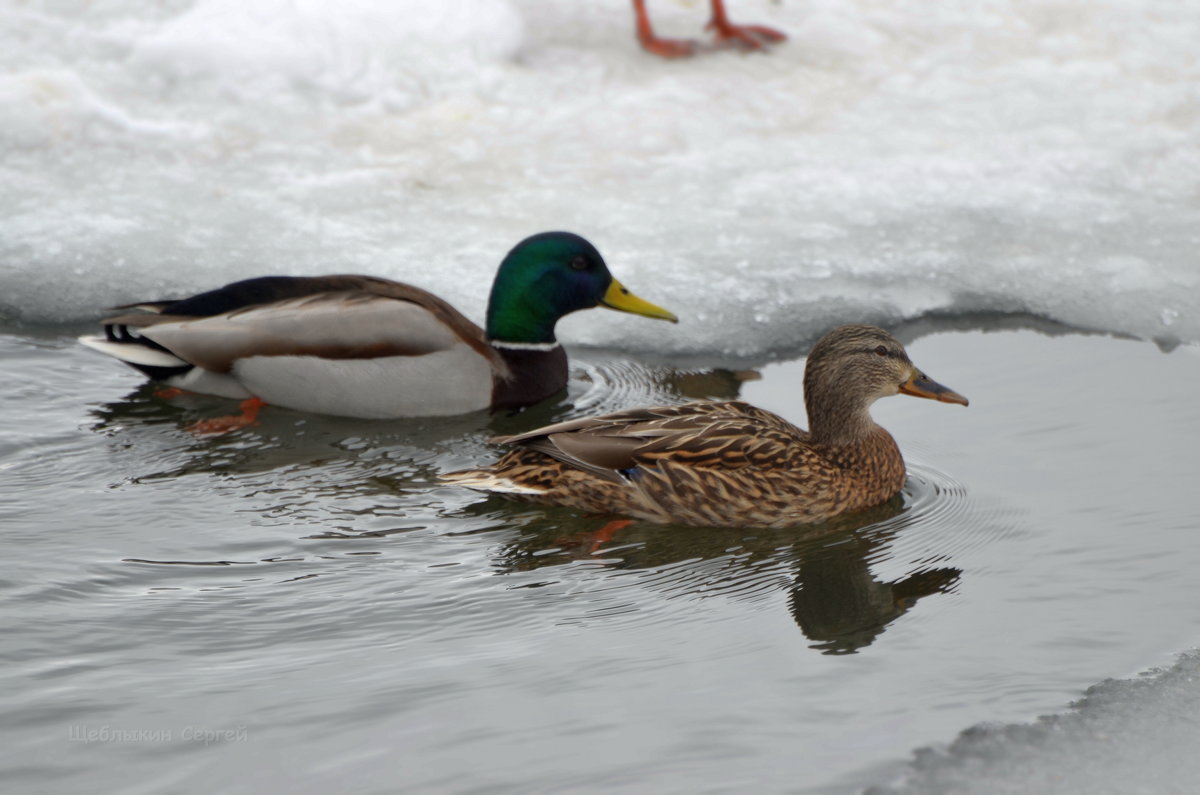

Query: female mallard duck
[443,325,968,528]
[79,231,677,422]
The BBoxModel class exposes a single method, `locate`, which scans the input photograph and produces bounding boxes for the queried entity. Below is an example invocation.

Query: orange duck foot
[707,19,787,50]
[555,519,634,557]
[633,0,785,58]
[707,0,787,50]
[633,0,697,58]
[154,387,188,399]
[638,33,699,59]
[187,397,267,437]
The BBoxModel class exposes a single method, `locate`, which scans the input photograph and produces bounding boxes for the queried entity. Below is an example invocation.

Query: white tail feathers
[440,470,546,495]
[78,335,187,368]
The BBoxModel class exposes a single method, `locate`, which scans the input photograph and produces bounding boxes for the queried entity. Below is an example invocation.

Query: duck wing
[101,275,505,376]
[496,401,809,481]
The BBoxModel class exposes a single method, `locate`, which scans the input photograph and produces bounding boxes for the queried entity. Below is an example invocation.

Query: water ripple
[481,457,1018,654]
[567,358,761,419]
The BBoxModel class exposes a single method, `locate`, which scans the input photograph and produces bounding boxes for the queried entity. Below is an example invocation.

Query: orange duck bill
[899,369,969,406]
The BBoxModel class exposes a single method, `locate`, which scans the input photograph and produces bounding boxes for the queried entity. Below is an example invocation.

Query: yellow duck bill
[600,279,679,323]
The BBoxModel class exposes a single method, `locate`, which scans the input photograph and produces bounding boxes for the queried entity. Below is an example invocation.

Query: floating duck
[80,231,677,425]
[443,325,968,528]
[633,0,787,58]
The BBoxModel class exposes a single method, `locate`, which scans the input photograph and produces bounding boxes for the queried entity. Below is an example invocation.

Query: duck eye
[569,256,589,271]
[874,345,889,357]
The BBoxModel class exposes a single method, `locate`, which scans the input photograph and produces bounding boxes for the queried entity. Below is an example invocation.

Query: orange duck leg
[187,397,267,437]
[632,0,696,58]
[633,0,786,57]
[706,0,787,49]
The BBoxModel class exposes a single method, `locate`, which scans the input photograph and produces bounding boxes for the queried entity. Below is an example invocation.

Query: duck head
[485,231,677,345]
[804,325,968,443]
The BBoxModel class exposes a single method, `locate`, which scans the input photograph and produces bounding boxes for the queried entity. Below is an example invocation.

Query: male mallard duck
[79,231,677,422]
[633,0,786,58]
[443,325,967,528]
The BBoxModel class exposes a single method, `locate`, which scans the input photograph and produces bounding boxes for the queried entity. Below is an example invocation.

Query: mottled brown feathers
[453,401,906,528]
[443,325,967,529]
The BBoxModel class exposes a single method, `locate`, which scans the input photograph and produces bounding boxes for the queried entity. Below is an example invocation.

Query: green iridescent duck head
[485,231,677,345]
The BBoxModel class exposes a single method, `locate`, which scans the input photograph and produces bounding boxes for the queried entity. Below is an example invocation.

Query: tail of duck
[440,468,547,496]
[78,334,190,381]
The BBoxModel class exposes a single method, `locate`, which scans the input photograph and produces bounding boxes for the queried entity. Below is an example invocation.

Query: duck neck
[804,378,907,504]
[491,344,569,409]
[804,382,879,446]
[485,293,560,345]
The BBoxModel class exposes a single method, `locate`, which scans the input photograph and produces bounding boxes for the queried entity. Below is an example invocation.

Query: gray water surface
[3,323,1199,793]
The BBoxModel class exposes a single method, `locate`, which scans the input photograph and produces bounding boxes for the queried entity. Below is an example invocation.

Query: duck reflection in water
[491,497,960,655]
[784,507,960,654]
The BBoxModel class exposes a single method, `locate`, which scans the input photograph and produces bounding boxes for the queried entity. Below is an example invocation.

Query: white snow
[873,651,1200,794]
[2,0,1197,356]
